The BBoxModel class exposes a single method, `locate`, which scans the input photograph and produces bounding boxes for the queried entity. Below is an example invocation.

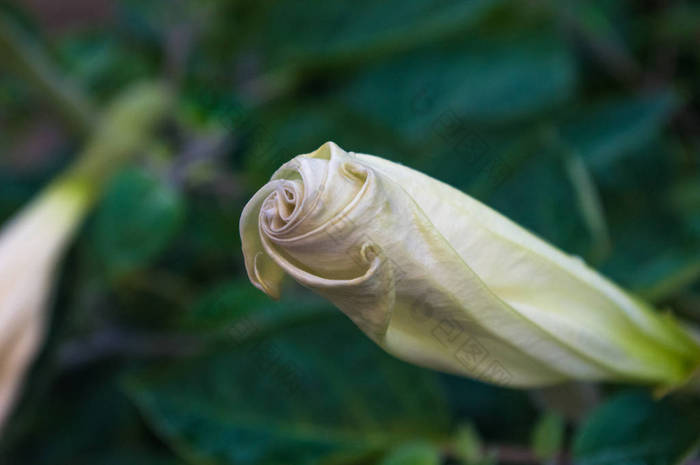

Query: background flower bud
[0,82,170,432]
[0,181,88,429]
[240,142,700,388]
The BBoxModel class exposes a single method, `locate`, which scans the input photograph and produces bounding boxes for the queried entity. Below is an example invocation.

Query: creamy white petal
[0,82,171,431]
[240,142,700,388]
[0,182,88,431]
[356,153,698,380]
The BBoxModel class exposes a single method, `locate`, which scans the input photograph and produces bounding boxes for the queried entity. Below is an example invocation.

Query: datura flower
[0,180,88,429]
[0,82,169,430]
[240,142,700,389]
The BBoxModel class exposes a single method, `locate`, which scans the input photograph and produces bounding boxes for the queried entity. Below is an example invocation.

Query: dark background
[1,0,700,464]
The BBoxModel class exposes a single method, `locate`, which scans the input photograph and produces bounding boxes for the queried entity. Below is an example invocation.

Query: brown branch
[57,327,202,369]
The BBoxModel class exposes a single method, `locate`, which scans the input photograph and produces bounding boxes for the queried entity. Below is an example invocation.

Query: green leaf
[180,279,334,333]
[573,391,700,465]
[485,139,594,256]
[2,368,183,465]
[379,442,441,465]
[243,0,503,71]
[531,411,565,460]
[603,217,700,301]
[83,449,187,465]
[0,175,35,223]
[182,279,272,330]
[243,102,413,189]
[92,167,185,277]
[438,375,536,442]
[125,316,450,465]
[453,423,484,464]
[58,34,157,100]
[338,31,576,139]
[572,134,700,299]
[559,90,678,174]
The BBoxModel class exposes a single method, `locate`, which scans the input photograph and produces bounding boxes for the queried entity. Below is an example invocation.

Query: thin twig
[0,12,96,135]
[168,131,235,188]
[57,327,202,369]
[554,0,641,84]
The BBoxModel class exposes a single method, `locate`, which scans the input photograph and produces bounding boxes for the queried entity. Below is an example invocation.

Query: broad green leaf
[671,176,700,239]
[598,138,700,300]
[439,375,536,441]
[82,449,187,465]
[181,279,271,330]
[400,123,531,199]
[486,141,594,256]
[242,0,502,71]
[338,32,576,139]
[181,279,334,333]
[555,0,639,81]
[243,102,413,188]
[125,316,450,465]
[452,423,484,464]
[58,34,156,100]
[1,368,182,465]
[379,442,441,465]
[531,411,565,460]
[602,214,700,301]
[559,91,678,174]
[91,167,185,277]
[173,194,247,275]
[573,391,700,465]
[0,175,35,223]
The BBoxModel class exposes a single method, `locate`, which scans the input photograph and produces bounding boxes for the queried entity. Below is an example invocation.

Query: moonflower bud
[0,180,89,429]
[240,142,700,388]
[0,82,170,431]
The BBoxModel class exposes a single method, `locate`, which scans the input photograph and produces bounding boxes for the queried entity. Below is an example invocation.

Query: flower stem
[55,82,172,205]
[0,12,95,135]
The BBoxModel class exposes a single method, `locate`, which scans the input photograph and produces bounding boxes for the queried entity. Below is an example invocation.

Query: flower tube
[240,142,700,388]
[0,180,88,428]
[0,82,169,430]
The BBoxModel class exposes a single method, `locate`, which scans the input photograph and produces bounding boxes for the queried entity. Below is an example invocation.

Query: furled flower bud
[240,142,700,388]
[0,180,89,429]
[0,82,169,431]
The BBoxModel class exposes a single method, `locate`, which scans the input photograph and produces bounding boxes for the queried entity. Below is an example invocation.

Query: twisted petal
[240,142,700,388]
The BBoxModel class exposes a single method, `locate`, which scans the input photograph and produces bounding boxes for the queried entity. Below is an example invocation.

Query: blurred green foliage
[1,0,700,464]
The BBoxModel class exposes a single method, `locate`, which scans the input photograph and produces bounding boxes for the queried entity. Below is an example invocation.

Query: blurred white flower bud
[0,181,89,428]
[0,82,169,432]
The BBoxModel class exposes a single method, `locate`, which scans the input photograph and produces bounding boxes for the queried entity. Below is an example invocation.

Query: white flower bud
[0,181,88,428]
[240,142,700,388]
[0,82,170,431]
